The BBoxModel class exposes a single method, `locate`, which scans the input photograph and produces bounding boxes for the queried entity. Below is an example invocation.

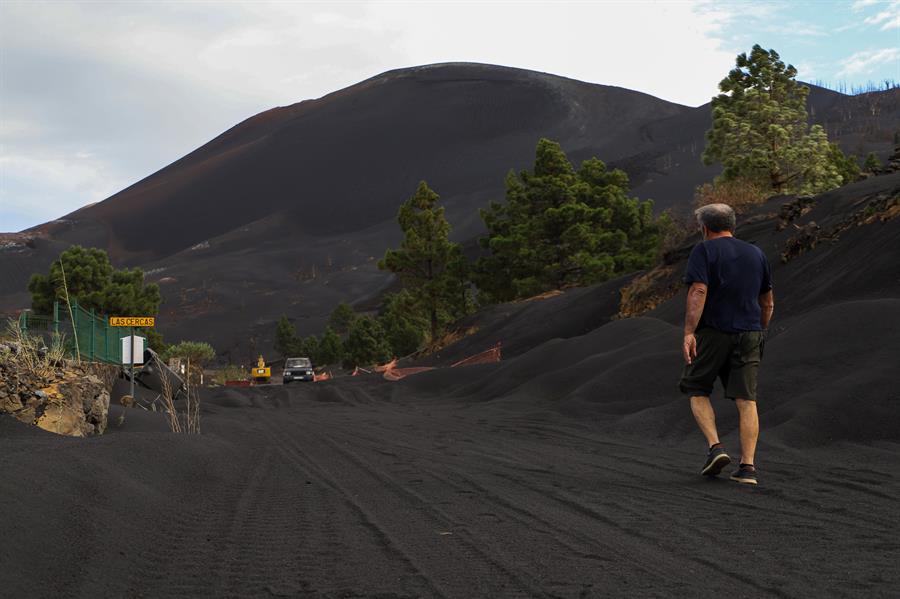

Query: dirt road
[3,379,897,598]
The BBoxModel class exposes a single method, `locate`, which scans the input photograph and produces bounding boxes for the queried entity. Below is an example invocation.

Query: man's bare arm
[683,282,707,364]
[759,289,775,330]
[684,282,707,335]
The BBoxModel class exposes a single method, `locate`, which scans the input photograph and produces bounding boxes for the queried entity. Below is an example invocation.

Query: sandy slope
[2,374,898,598]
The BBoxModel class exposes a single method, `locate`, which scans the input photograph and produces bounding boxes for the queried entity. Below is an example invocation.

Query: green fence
[18,301,148,365]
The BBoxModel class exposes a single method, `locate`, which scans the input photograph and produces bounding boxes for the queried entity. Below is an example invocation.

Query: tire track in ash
[128,445,278,598]
[266,414,556,599]
[327,417,728,596]
[430,427,894,598]
[332,412,807,597]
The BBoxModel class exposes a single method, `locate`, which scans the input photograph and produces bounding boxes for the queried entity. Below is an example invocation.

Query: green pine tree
[317,327,344,366]
[29,245,162,316]
[327,303,357,335]
[378,181,471,343]
[703,45,841,194]
[302,335,321,365]
[475,139,662,303]
[863,152,881,173]
[827,143,861,185]
[378,290,428,357]
[342,316,391,369]
[274,315,299,358]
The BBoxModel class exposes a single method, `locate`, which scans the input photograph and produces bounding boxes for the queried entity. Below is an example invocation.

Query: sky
[1,0,898,232]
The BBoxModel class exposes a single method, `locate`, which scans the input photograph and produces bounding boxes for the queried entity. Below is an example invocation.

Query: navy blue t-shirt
[684,237,773,333]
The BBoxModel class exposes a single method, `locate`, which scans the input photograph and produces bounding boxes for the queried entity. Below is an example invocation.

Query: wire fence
[17,300,147,365]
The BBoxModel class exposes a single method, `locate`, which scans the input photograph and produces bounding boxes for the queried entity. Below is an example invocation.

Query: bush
[342,317,391,369]
[694,177,769,215]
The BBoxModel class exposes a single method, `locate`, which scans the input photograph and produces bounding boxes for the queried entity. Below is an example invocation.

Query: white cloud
[3,0,874,231]
[852,0,880,10]
[863,0,900,29]
[837,47,900,76]
[0,151,128,230]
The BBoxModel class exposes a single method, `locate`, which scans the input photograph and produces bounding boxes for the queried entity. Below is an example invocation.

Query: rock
[1,354,117,437]
[36,405,89,437]
[0,391,23,413]
[88,391,110,434]
[14,406,36,425]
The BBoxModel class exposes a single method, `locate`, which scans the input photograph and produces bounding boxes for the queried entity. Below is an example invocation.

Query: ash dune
[2,173,899,597]
[2,64,898,358]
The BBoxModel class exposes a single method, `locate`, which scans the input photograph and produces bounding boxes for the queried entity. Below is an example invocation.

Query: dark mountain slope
[2,65,898,355]
[37,63,690,262]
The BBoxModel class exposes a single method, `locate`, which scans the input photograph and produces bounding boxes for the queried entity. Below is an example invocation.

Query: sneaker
[730,464,758,485]
[700,445,731,476]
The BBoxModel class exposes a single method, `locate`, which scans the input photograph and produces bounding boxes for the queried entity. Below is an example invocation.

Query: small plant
[211,364,246,386]
[3,319,67,380]
[694,177,769,215]
[153,354,200,434]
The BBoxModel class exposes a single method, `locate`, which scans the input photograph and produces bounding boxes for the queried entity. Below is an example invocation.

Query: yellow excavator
[251,355,271,385]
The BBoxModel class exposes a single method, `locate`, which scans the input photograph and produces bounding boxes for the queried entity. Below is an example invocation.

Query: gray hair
[695,203,736,233]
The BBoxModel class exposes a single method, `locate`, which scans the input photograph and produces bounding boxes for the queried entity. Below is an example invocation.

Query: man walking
[679,203,774,485]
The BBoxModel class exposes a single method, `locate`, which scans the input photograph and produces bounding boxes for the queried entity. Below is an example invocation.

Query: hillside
[2,171,898,598]
[1,63,898,358]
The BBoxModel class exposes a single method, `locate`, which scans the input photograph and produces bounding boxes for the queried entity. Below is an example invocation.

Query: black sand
[3,176,900,596]
[2,366,899,597]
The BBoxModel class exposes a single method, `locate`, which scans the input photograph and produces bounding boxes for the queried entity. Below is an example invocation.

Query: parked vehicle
[283,357,314,384]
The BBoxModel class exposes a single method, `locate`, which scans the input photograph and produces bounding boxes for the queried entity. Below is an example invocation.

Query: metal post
[90,308,95,361]
[53,301,59,336]
[130,326,135,400]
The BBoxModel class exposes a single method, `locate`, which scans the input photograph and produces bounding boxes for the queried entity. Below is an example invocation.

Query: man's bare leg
[734,398,758,465]
[690,395,720,447]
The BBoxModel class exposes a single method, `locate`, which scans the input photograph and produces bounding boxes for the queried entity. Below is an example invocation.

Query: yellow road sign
[109,316,155,327]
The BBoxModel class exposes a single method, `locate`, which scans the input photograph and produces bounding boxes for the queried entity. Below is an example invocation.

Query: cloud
[863,0,900,29]
[852,0,880,10]
[0,151,128,231]
[837,47,900,76]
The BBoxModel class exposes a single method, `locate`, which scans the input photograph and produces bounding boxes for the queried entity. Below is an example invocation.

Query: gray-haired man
[679,203,774,485]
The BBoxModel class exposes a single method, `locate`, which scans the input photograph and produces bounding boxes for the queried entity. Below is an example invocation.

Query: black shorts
[679,328,765,401]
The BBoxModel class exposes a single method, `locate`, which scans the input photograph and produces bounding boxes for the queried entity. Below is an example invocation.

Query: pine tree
[864,152,881,173]
[342,316,391,369]
[327,303,357,335]
[378,290,428,357]
[827,143,861,185]
[703,45,841,194]
[318,327,344,366]
[475,139,662,303]
[302,335,321,365]
[378,181,470,343]
[274,316,299,358]
[28,245,160,316]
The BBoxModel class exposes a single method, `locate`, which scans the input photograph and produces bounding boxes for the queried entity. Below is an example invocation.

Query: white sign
[121,336,146,365]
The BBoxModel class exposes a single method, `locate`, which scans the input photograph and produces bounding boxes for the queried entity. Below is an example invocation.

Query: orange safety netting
[450,342,502,368]
[314,371,332,382]
[382,366,436,381]
[377,342,502,381]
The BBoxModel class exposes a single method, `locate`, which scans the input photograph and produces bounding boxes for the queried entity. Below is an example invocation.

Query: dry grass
[694,178,769,215]
[210,364,246,386]
[153,355,200,434]
[3,319,67,380]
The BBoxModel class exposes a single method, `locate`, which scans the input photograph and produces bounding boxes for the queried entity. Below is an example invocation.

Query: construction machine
[251,355,271,385]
